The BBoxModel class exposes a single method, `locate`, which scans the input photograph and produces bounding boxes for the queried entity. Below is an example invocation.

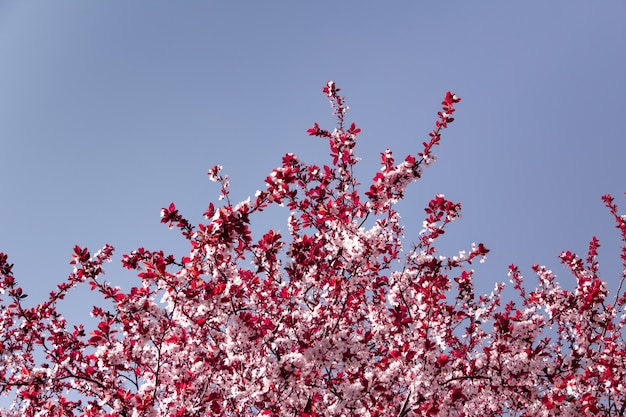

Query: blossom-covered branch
[0,83,625,416]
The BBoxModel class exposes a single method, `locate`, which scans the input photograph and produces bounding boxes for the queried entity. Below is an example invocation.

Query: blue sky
[1,2,625,313]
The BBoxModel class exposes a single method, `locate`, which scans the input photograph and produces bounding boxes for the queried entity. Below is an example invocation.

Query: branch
[397,391,412,417]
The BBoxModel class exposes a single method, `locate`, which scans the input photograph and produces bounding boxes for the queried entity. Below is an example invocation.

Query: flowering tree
[1,82,625,416]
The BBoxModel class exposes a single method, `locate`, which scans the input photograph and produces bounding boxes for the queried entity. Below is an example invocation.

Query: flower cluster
[0,83,625,416]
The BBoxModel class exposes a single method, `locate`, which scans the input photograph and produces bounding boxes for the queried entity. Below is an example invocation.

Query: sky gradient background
[1,2,625,322]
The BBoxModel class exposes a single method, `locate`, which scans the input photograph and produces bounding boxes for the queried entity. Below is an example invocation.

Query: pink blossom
[0,84,625,416]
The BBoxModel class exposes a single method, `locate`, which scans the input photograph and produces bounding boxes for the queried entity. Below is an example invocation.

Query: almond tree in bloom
[1,82,625,416]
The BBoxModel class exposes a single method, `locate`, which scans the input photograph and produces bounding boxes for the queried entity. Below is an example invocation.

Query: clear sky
[1,2,625,316]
